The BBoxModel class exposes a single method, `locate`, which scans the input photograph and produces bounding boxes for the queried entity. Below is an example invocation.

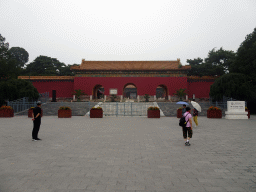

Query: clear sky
[1,0,256,66]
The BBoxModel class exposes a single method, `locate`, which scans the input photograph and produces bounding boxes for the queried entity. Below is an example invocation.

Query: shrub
[0,106,13,110]
[91,107,102,110]
[148,106,159,110]
[59,106,71,110]
[208,106,221,110]
[144,94,150,102]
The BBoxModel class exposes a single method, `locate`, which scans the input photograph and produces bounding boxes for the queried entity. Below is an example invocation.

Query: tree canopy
[23,55,76,76]
[187,48,235,77]
[209,73,256,102]
[0,79,39,106]
[8,47,29,68]
[229,27,256,86]
[0,34,21,80]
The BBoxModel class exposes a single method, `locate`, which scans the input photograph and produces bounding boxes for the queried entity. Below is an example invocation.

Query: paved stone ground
[1,115,256,192]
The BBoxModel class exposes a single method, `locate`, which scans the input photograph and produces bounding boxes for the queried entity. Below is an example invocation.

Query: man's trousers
[32,120,41,139]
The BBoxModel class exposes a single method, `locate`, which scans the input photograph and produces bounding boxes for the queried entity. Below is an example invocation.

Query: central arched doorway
[156,84,168,100]
[123,83,137,99]
[93,84,104,99]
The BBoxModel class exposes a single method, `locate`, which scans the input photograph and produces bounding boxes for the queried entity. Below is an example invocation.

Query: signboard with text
[109,89,117,95]
[227,101,245,112]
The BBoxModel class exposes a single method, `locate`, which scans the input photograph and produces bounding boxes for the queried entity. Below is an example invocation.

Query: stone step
[15,102,98,116]
[15,101,226,117]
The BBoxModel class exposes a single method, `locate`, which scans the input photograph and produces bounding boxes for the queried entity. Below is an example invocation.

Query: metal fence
[7,92,50,113]
[101,102,156,116]
[7,97,37,113]
[197,101,247,112]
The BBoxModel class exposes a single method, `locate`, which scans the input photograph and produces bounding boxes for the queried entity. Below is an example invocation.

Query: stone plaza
[1,115,256,192]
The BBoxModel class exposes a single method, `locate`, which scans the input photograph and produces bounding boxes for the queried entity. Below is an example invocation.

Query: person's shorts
[182,127,192,139]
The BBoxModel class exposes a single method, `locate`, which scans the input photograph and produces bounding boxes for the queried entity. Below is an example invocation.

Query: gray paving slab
[0,115,256,192]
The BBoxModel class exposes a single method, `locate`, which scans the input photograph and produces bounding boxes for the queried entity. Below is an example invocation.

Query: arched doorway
[156,85,168,100]
[123,83,137,99]
[93,84,104,99]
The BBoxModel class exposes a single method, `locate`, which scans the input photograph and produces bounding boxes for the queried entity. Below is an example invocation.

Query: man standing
[32,101,42,141]
[183,107,193,146]
[182,104,186,116]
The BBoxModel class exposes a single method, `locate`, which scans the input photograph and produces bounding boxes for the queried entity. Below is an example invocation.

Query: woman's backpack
[179,113,189,127]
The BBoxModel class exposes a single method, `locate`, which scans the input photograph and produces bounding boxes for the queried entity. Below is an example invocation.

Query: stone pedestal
[168,95,171,100]
[120,95,123,102]
[90,95,92,100]
[73,95,75,101]
[225,101,248,119]
[154,95,156,101]
[137,95,139,102]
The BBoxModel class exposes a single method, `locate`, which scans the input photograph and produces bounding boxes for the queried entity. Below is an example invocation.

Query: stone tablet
[228,101,245,112]
[225,101,247,119]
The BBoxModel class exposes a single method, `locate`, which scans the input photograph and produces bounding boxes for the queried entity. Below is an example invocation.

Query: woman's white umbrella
[191,101,201,112]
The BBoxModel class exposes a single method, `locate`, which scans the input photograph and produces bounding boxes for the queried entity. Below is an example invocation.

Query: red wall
[32,81,74,97]
[74,77,188,96]
[30,78,216,98]
[187,81,214,98]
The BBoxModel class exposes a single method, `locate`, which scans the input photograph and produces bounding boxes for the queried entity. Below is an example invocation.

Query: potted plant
[245,107,250,119]
[58,106,72,118]
[28,107,34,118]
[147,106,160,118]
[207,106,222,118]
[174,88,187,101]
[177,107,182,118]
[28,107,43,118]
[0,106,14,118]
[72,89,86,102]
[90,107,103,118]
[110,94,117,102]
[144,94,150,102]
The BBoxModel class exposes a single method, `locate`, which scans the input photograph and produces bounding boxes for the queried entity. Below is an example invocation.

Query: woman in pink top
[183,107,193,146]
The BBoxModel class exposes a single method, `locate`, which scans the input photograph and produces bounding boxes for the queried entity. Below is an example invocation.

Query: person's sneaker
[32,139,37,141]
[185,142,188,146]
[35,138,41,141]
[187,142,191,146]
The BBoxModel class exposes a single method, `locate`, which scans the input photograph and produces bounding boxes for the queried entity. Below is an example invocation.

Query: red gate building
[18,59,218,100]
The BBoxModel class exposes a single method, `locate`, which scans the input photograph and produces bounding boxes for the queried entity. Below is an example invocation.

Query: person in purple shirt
[183,106,193,146]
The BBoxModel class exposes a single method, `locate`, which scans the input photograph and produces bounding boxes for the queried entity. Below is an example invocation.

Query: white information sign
[109,89,117,95]
[225,101,247,119]
[227,101,245,112]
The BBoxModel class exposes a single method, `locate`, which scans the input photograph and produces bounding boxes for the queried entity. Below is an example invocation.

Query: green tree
[186,58,204,76]
[8,47,29,68]
[174,88,187,101]
[0,79,39,106]
[229,28,256,86]
[72,89,86,101]
[205,47,235,74]
[0,34,9,60]
[209,73,256,102]
[59,64,77,76]
[0,34,21,80]
[24,55,65,76]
